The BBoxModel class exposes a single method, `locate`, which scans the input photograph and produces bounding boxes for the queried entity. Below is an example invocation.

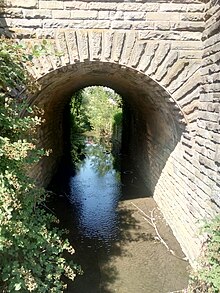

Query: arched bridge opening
[26,60,200,262]
[30,61,184,194]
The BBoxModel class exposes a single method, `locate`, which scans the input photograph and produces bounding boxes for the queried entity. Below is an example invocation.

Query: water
[50,142,189,293]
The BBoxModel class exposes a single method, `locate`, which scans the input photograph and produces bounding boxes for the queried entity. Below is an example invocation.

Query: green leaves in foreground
[0,37,81,292]
[190,215,220,293]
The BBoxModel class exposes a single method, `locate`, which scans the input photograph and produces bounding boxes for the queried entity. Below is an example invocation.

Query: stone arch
[29,61,186,188]
[24,29,205,264]
[27,29,201,127]
[26,29,201,188]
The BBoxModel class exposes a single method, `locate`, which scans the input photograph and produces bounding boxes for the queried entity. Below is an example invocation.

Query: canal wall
[1,0,219,266]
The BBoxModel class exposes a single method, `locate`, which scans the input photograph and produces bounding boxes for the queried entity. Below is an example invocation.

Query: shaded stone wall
[1,0,219,265]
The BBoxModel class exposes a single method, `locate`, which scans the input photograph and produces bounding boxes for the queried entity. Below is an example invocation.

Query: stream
[49,141,189,293]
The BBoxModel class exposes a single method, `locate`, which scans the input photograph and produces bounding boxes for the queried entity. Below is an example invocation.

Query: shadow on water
[48,143,189,293]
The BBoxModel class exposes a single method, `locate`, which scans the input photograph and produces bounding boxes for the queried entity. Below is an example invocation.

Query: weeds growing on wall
[0,38,82,292]
[189,215,220,293]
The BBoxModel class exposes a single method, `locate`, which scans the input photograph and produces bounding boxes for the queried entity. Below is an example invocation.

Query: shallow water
[50,143,189,293]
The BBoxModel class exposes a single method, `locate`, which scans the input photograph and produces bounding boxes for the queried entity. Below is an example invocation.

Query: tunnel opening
[62,86,123,169]
[44,82,188,293]
[29,61,189,291]
[31,61,184,192]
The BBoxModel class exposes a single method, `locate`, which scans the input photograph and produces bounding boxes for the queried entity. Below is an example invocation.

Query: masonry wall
[198,0,220,210]
[1,0,219,265]
[154,0,220,264]
[2,0,205,42]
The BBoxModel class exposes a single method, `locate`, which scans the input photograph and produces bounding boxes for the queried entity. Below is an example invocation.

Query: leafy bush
[189,215,220,293]
[0,38,81,292]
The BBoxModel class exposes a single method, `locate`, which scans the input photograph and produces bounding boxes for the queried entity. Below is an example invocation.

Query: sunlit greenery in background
[82,86,122,138]
[69,86,122,164]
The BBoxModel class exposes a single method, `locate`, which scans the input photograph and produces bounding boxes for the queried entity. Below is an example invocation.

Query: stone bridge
[1,0,219,265]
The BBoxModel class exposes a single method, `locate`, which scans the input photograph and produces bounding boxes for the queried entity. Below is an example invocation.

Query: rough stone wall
[1,0,219,265]
[199,0,220,211]
[2,0,205,41]
[153,0,220,263]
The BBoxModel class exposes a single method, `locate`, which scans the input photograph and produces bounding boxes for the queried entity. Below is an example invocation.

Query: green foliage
[113,112,123,127]
[83,86,122,138]
[189,215,220,293]
[69,90,90,162]
[69,86,122,163]
[0,39,37,95]
[70,89,90,134]
[0,38,81,292]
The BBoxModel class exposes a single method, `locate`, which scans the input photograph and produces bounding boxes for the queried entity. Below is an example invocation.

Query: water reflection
[68,141,121,245]
[49,137,189,293]
[75,141,116,176]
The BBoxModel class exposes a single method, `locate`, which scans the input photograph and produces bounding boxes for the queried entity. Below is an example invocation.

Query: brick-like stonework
[1,0,219,266]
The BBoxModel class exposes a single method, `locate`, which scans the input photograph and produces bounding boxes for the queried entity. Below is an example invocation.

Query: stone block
[154,21,171,31]
[64,1,88,10]
[204,19,220,39]
[133,21,155,30]
[39,1,64,10]
[42,19,71,28]
[187,4,206,13]
[180,13,204,21]
[197,120,219,132]
[204,42,220,57]
[160,4,188,12]
[110,11,124,20]
[155,51,178,82]
[179,50,203,59]
[3,8,23,18]
[146,12,180,21]
[180,32,202,41]
[124,12,146,21]
[98,11,110,20]
[6,0,38,8]
[71,10,98,20]
[200,93,220,103]
[24,9,52,19]
[111,31,125,62]
[6,18,42,28]
[142,3,160,12]
[172,40,202,50]
[111,21,132,29]
[88,2,117,11]
[172,21,204,32]
[199,155,217,172]
[52,10,71,19]
[198,111,219,122]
